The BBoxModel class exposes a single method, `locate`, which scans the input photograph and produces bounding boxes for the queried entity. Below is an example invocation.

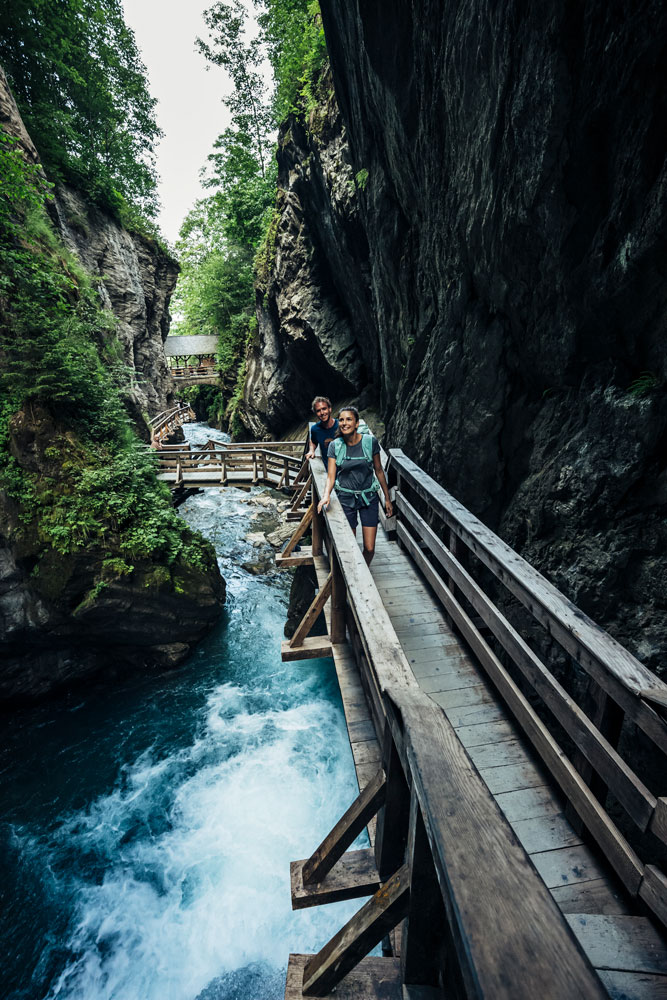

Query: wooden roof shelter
[164,335,219,358]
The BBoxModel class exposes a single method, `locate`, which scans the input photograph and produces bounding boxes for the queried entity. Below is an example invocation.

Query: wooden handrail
[387,449,667,709]
[384,448,667,920]
[302,457,607,998]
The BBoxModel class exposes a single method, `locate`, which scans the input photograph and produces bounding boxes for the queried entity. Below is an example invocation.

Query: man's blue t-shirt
[310,418,339,461]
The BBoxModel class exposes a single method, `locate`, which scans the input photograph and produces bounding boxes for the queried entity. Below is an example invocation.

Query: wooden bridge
[155,415,667,996]
[271,447,667,998]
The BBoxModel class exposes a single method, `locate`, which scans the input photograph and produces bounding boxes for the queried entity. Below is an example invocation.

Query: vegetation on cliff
[171,0,326,436]
[0,0,162,237]
[0,82,217,612]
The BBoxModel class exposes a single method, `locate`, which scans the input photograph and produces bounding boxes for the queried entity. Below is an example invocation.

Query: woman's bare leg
[361,525,378,565]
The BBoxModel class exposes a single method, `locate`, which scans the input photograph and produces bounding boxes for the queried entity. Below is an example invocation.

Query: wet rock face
[53,186,179,431]
[0,66,179,434]
[242,77,373,438]
[278,3,666,670]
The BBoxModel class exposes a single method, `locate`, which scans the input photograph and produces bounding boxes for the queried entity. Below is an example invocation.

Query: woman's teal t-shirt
[327,436,380,509]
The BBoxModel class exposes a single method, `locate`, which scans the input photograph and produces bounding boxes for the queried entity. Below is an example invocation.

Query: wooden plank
[639,866,667,927]
[399,688,607,999]
[397,495,657,832]
[478,761,546,796]
[390,451,667,752]
[597,969,667,998]
[276,547,314,568]
[351,740,382,767]
[431,685,497,710]
[551,878,631,916]
[467,739,533,772]
[532,844,605,889]
[281,636,332,662]
[302,864,411,996]
[455,717,517,749]
[290,573,332,648]
[348,719,377,743]
[285,954,401,1000]
[291,849,381,910]
[566,914,667,974]
[494,785,561,823]
[302,767,386,886]
[397,524,645,895]
[510,812,583,854]
[419,666,484,694]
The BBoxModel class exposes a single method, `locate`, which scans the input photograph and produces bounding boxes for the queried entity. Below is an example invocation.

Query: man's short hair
[311,396,332,412]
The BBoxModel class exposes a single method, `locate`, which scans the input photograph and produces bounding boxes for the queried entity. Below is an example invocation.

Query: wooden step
[291,848,381,910]
[285,954,401,999]
[276,546,314,567]
[281,635,332,661]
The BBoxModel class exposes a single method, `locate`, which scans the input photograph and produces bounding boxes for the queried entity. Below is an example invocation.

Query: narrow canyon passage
[0,424,361,1000]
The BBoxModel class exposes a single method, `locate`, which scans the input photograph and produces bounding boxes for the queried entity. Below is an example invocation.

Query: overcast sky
[121,0,236,245]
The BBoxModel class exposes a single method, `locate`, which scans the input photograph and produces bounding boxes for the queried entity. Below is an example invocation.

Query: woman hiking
[317,406,393,566]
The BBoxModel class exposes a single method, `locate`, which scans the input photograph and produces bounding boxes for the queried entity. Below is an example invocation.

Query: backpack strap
[333,436,346,466]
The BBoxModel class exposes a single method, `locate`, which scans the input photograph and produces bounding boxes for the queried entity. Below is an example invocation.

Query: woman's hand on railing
[317,495,330,514]
[384,498,394,517]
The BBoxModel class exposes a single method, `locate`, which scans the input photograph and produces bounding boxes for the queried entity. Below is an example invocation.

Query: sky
[121,0,236,245]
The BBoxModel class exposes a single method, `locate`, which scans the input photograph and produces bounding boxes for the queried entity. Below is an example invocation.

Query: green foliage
[0,0,161,221]
[628,372,660,398]
[254,206,281,288]
[355,168,369,191]
[0,129,214,588]
[255,0,327,120]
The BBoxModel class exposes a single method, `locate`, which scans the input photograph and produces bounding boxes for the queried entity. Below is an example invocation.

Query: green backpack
[332,427,380,506]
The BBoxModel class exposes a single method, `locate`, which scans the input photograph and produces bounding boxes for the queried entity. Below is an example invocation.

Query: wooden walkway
[154,420,667,997]
[274,448,667,999]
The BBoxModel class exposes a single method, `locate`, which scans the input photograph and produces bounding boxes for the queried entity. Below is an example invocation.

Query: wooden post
[375,720,410,880]
[400,788,446,988]
[220,455,227,485]
[311,504,323,557]
[330,550,346,644]
[284,457,291,488]
[261,451,267,482]
[252,450,258,484]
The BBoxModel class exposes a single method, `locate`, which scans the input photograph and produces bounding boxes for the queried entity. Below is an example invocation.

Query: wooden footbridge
[157,414,667,996]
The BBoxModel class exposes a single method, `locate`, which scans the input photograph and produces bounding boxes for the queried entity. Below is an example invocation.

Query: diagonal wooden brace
[289,573,332,648]
[282,503,314,559]
[302,863,411,997]
[302,766,387,886]
[290,474,313,513]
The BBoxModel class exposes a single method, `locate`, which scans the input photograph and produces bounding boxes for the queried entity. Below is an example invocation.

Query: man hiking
[307,396,339,463]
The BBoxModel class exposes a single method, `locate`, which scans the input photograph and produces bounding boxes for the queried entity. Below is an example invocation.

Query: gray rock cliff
[249,6,667,673]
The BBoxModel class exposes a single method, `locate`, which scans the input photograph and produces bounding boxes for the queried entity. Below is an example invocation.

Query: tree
[0,0,162,219]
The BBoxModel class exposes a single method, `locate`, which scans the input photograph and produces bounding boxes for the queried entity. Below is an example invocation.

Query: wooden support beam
[400,790,445,988]
[374,722,410,881]
[291,849,382,910]
[302,767,387,886]
[282,504,314,559]
[276,547,314,568]
[290,474,312,513]
[330,550,346,644]
[285,955,401,1000]
[302,864,411,996]
[281,635,332,661]
[290,573,332,648]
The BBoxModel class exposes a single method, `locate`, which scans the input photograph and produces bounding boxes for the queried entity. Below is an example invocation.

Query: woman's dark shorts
[340,495,379,530]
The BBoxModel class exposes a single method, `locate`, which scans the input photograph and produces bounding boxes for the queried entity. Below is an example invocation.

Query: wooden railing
[280,456,612,998]
[157,445,305,489]
[150,403,195,441]
[170,364,219,379]
[385,448,667,927]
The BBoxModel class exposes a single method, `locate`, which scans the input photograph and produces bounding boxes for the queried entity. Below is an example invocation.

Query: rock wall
[251,6,667,672]
[53,187,179,427]
[0,68,224,702]
[1,66,178,432]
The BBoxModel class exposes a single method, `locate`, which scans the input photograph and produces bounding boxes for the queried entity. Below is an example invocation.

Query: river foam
[1,427,366,1000]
